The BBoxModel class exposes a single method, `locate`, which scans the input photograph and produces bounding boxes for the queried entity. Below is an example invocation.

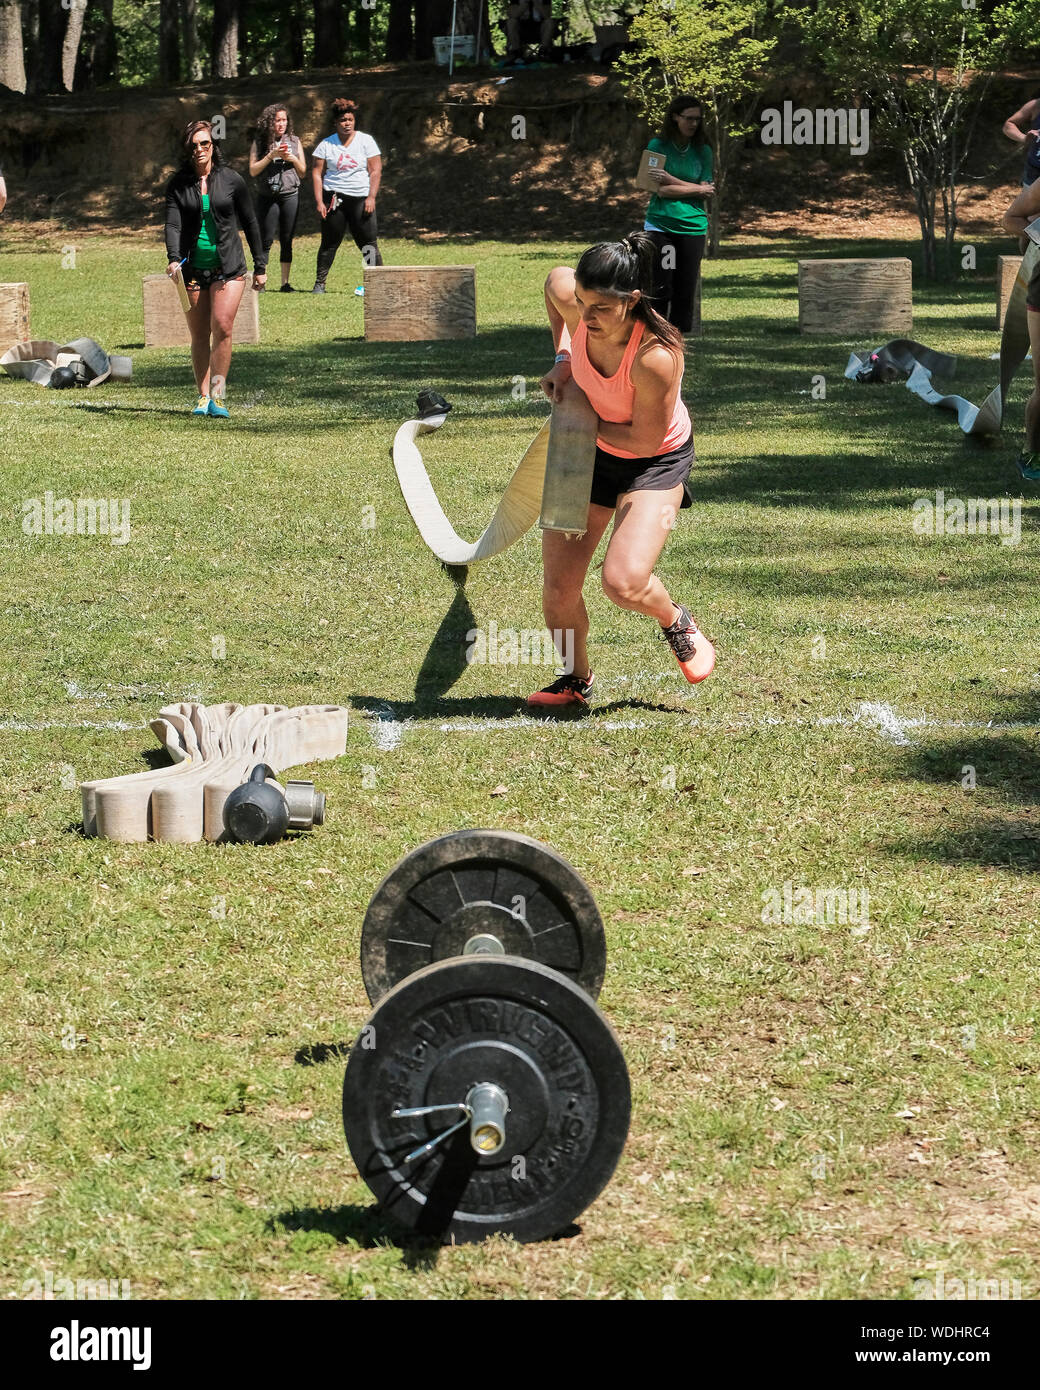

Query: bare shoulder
[633,336,682,385]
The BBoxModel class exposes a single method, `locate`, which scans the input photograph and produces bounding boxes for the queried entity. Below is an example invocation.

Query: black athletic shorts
[184,264,245,291]
[590,433,694,510]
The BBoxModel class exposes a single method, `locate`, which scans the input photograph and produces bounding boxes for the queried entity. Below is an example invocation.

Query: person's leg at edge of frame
[258,199,279,290]
[528,510,613,709]
[205,276,245,418]
[1020,306,1040,479]
[601,483,715,682]
[185,282,213,414]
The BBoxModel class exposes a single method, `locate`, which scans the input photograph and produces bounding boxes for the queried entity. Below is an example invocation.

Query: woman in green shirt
[643,93,715,334]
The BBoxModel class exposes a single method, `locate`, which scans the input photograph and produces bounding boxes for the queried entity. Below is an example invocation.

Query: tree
[0,0,26,92]
[180,0,200,81]
[313,0,341,64]
[27,0,66,93]
[386,0,412,59]
[792,0,1032,279]
[211,0,239,77]
[61,0,88,91]
[620,0,780,255]
[158,0,179,81]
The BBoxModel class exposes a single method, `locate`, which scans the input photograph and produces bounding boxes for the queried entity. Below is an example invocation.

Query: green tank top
[194,191,220,269]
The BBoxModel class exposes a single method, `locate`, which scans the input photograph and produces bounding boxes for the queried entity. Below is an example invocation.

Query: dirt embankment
[0,63,1036,246]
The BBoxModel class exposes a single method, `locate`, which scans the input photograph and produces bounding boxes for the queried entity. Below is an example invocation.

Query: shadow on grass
[269,1203,441,1267]
[890,718,1040,871]
[294,1041,353,1066]
[349,692,683,720]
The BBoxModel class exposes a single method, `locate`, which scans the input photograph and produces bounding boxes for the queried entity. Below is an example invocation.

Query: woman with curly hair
[249,103,306,292]
[164,119,266,417]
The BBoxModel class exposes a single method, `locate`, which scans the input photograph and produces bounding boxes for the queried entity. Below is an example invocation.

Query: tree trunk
[348,0,371,57]
[159,0,180,83]
[29,0,63,93]
[86,0,117,86]
[60,0,86,91]
[211,0,239,78]
[287,0,304,67]
[180,0,200,80]
[386,0,411,60]
[0,0,26,93]
[313,0,341,65]
[416,0,453,59]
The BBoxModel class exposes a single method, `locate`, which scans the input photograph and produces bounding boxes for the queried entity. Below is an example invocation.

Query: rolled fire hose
[845,232,1040,435]
[391,381,599,565]
[79,701,348,843]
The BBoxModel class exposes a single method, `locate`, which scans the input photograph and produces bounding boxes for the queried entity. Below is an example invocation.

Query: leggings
[316,191,383,282]
[257,192,300,264]
[645,230,706,334]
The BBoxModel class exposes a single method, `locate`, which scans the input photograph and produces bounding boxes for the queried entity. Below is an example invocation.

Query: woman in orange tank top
[527,232,714,710]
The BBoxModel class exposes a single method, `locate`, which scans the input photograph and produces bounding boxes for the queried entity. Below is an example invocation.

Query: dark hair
[181,120,223,171]
[253,103,296,156]
[574,233,684,354]
[657,93,706,148]
[330,98,359,121]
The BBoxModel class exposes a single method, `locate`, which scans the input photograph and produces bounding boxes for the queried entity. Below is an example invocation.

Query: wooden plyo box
[142,274,260,348]
[0,283,31,352]
[997,255,1023,330]
[364,266,476,341]
[798,258,912,335]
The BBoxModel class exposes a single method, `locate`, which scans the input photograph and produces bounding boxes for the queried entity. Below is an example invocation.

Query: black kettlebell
[223,763,326,845]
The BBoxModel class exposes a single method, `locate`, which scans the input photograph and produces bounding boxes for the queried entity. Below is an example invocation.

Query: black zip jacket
[164,164,266,276]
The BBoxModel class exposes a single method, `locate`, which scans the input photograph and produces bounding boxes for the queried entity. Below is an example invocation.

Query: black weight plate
[342,956,630,1244]
[360,829,606,1004]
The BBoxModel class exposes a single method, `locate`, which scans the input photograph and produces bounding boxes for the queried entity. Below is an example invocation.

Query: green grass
[0,230,1038,1300]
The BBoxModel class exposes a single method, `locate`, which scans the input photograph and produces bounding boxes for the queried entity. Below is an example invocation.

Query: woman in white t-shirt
[310,97,383,294]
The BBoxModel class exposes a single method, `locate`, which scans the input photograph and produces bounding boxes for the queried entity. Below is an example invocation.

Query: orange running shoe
[527,671,594,709]
[661,604,715,683]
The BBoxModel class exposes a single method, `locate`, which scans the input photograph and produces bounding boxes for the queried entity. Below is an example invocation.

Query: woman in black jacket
[164,120,267,418]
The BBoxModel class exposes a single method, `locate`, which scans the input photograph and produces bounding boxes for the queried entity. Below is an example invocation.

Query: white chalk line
[366,699,1040,747]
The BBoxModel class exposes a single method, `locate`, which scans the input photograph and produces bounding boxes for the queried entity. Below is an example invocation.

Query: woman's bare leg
[541,504,613,677]
[600,485,685,625]
[185,286,212,393]
[208,277,246,396]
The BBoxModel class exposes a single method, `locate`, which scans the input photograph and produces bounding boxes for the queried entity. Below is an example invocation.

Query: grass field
[0,229,1037,1301]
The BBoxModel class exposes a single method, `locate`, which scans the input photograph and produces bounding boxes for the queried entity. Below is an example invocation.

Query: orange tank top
[570,318,691,459]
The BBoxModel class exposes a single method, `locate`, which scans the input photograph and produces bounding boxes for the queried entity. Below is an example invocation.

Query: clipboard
[635,148,667,193]
[172,265,191,313]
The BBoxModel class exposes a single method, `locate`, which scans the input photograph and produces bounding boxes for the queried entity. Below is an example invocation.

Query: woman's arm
[231,172,267,272]
[544,266,581,347]
[594,343,680,456]
[289,137,307,177]
[164,182,183,264]
[0,175,7,216]
[1003,98,1040,144]
[312,156,327,217]
[649,172,714,198]
[365,155,382,215]
[248,142,272,179]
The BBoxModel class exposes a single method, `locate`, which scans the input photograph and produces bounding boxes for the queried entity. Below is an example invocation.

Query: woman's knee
[601,563,651,606]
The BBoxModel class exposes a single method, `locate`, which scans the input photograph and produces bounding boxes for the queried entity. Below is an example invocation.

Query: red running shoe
[527,671,595,709]
[661,604,715,683]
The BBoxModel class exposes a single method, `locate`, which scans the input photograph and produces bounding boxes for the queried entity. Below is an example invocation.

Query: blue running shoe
[1016,450,1040,482]
[207,396,230,419]
[191,394,210,416]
